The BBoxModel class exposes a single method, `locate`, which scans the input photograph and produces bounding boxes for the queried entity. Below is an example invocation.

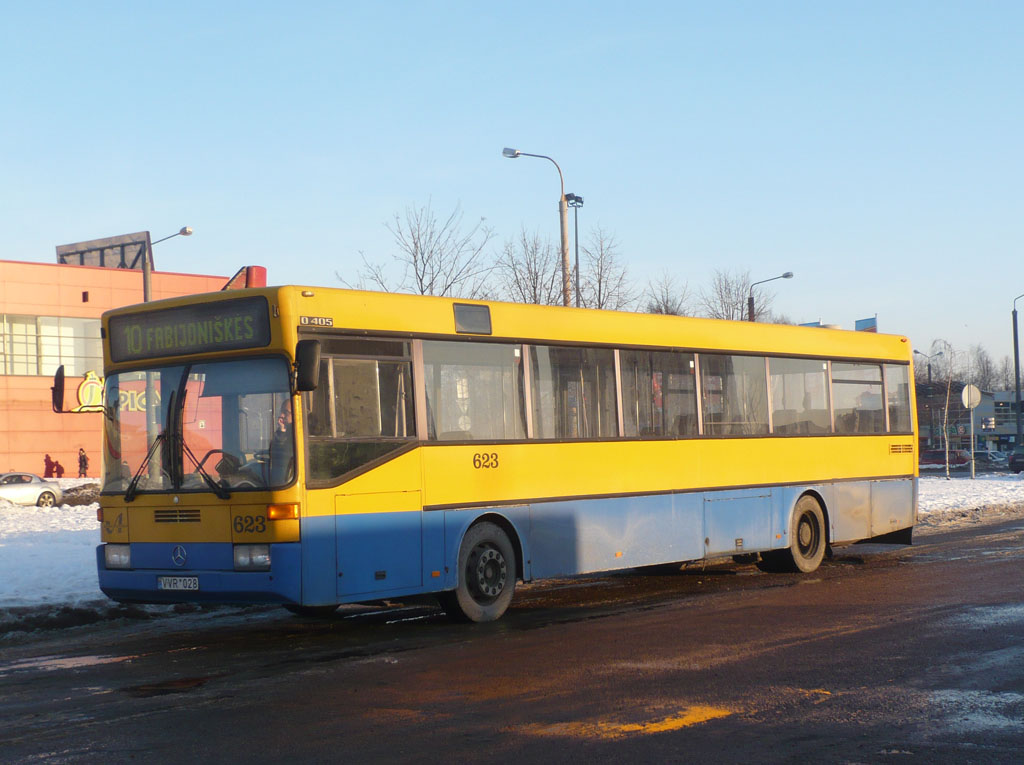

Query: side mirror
[294,340,321,392]
[51,365,66,413]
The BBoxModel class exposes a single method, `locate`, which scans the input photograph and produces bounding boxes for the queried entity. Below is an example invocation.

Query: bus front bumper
[96,542,302,605]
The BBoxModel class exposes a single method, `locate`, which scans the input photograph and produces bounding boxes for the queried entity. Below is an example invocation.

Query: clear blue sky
[2,2,1021,362]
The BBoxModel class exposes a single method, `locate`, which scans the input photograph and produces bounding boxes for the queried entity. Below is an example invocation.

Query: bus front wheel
[759,495,826,574]
[440,521,516,623]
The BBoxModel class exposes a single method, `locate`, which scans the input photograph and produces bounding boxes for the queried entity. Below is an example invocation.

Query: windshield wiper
[124,390,176,502]
[177,391,231,499]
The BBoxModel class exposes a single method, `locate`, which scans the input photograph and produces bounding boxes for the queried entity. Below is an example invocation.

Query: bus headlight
[104,544,131,570]
[234,544,271,571]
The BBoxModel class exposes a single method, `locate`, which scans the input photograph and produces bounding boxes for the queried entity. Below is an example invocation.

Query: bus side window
[701,354,769,436]
[885,364,912,432]
[529,345,618,439]
[305,346,416,483]
[769,358,831,435]
[422,340,526,441]
[832,363,885,435]
[620,349,697,438]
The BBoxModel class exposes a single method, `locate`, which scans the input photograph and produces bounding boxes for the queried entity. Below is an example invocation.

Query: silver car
[0,473,64,507]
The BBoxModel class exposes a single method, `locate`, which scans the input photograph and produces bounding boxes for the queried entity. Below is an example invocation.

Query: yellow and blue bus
[65,286,917,622]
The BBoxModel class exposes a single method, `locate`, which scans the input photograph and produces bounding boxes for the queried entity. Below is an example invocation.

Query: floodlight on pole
[566,193,584,307]
[747,271,794,322]
[502,147,572,307]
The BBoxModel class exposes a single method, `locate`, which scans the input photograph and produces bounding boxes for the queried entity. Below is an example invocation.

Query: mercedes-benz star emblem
[171,545,187,567]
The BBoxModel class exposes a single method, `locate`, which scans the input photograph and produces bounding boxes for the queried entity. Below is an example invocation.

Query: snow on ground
[2,474,1024,634]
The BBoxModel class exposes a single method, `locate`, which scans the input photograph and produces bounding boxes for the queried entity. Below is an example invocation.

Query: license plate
[157,576,199,591]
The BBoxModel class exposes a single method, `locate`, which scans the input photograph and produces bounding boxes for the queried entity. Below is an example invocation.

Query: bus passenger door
[335,489,423,598]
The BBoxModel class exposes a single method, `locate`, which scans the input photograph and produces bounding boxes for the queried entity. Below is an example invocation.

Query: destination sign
[109,296,271,363]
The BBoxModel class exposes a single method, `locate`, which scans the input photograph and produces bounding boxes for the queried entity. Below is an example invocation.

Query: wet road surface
[2,517,1023,763]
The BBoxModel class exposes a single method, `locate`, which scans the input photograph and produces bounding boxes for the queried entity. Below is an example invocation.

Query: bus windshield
[102,357,295,495]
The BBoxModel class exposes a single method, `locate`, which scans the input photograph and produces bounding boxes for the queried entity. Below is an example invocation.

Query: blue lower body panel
[97,542,301,605]
[96,478,915,605]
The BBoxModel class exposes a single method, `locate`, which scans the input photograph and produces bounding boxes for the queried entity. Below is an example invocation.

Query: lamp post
[1013,293,1024,446]
[913,349,943,385]
[747,271,794,322]
[503,148,572,307]
[143,226,193,303]
[565,193,584,307]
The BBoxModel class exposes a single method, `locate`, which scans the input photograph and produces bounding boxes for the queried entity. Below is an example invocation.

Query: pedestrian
[43,454,54,478]
[78,448,89,478]
[54,461,65,478]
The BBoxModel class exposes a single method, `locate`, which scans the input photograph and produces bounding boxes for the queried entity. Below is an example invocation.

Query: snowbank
[2,475,1024,634]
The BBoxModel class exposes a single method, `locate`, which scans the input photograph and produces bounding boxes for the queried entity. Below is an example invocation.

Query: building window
[1,315,39,375]
[0,315,101,377]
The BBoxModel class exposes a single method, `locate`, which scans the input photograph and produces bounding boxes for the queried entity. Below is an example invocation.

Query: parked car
[1010,447,1024,473]
[0,473,63,507]
[973,451,1007,469]
[919,449,970,467]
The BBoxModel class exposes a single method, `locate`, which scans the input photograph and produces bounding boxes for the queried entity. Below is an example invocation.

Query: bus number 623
[472,452,499,469]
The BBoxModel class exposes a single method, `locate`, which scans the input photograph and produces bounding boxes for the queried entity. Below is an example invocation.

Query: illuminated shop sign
[109,296,271,362]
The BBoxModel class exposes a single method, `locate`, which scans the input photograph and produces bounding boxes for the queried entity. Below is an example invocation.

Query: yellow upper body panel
[102,286,914,369]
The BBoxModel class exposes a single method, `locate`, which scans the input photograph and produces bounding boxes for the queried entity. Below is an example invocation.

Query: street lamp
[747,271,794,322]
[566,193,584,307]
[913,349,943,385]
[502,147,572,307]
[1012,293,1024,445]
[143,226,193,303]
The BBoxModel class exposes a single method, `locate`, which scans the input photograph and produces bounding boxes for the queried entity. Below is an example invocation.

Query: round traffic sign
[961,384,981,409]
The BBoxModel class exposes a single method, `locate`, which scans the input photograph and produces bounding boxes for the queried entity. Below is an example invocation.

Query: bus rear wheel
[440,521,516,623]
[758,496,826,574]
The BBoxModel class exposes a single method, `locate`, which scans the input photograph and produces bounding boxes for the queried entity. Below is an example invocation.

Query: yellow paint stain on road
[787,687,834,703]
[523,705,733,740]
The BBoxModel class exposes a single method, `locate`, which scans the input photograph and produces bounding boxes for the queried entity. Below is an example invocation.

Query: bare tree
[340,201,495,298]
[923,340,955,385]
[698,268,755,321]
[579,227,634,311]
[493,228,563,306]
[642,270,692,316]
[970,344,997,391]
[998,355,1016,391]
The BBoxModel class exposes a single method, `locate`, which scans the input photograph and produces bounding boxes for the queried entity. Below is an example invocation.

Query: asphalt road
[2,517,1023,764]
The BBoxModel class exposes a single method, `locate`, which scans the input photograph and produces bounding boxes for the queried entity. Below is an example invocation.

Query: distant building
[916,380,1002,452]
[0,258,262,476]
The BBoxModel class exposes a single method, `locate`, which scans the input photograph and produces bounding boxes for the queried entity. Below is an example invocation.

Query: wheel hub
[799,520,813,548]
[473,547,507,599]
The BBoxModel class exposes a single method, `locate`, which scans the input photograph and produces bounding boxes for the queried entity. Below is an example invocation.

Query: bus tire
[787,495,827,573]
[757,496,826,574]
[441,521,516,623]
